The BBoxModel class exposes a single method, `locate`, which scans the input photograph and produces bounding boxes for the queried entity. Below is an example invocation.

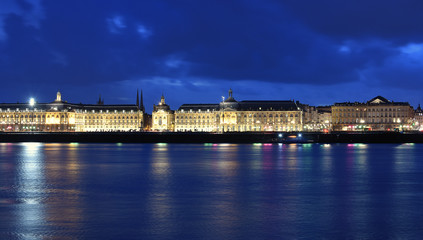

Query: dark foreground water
[1,143,423,239]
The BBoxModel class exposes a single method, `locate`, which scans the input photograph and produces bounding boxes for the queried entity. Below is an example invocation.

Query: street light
[29,98,35,106]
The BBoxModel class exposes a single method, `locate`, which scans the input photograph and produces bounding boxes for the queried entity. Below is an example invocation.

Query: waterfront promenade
[1,131,423,143]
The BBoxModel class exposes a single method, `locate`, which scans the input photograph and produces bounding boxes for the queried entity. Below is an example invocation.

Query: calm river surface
[1,143,423,239]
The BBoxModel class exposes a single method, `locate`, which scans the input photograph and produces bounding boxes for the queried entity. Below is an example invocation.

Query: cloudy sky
[1,0,423,112]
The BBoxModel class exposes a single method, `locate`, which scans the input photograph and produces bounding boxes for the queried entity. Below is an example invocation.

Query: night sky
[1,0,423,113]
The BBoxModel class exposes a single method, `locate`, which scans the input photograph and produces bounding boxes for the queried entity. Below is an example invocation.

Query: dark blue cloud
[0,0,423,110]
[283,0,423,41]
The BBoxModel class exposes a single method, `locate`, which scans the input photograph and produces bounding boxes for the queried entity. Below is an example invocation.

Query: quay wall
[1,132,423,143]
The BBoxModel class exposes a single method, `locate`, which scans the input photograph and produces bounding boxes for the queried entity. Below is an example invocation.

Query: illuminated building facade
[152,95,175,131]
[299,105,332,132]
[175,89,303,132]
[414,105,423,131]
[0,91,144,132]
[316,106,332,131]
[332,96,414,131]
[175,104,219,132]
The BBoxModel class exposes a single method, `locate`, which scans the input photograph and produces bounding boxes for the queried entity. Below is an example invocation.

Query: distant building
[174,89,303,132]
[300,104,319,131]
[316,106,332,132]
[414,104,423,131]
[152,95,175,131]
[332,96,414,131]
[142,113,152,131]
[0,91,144,132]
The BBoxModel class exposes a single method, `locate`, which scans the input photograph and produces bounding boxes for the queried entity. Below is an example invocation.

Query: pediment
[368,96,390,104]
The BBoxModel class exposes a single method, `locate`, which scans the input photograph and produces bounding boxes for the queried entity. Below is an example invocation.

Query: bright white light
[29,98,35,106]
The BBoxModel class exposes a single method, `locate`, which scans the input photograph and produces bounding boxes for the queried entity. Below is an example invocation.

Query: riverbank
[0,131,423,143]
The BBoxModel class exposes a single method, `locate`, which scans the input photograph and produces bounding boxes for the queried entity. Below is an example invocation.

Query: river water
[0,143,422,239]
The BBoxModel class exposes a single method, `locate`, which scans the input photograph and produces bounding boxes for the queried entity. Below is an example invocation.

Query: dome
[220,88,239,110]
[224,96,237,103]
[153,95,171,112]
[155,104,170,111]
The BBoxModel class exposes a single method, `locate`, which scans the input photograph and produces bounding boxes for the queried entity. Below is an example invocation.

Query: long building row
[152,89,420,132]
[0,89,422,132]
[0,91,144,132]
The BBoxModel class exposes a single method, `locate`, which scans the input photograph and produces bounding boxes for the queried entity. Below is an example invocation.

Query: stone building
[300,104,319,131]
[152,95,175,131]
[332,96,414,131]
[414,104,423,131]
[174,89,303,132]
[0,91,144,132]
[316,106,332,132]
[175,104,219,132]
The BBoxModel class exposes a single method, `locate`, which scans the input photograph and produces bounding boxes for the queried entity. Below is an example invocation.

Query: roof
[176,100,301,112]
[178,104,219,111]
[223,96,237,103]
[334,96,410,107]
[0,101,140,112]
[367,96,391,104]
[238,101,300,111]
[416,104,423,113]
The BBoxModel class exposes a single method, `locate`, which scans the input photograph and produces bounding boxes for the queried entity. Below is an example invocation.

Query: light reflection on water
[0,143,423,239]
[16,143,46,239]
